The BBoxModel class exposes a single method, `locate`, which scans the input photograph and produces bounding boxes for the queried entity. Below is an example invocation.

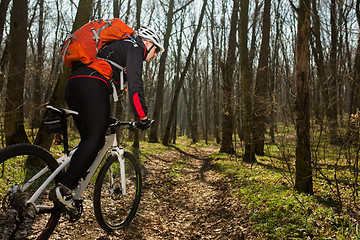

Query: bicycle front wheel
[94,151,142,232]
[0,143,61,240]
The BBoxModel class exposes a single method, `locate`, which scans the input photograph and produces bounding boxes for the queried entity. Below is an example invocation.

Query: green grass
[210,152,360,239]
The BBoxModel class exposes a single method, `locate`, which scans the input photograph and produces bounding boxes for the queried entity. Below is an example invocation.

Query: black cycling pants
[61,75,110,190]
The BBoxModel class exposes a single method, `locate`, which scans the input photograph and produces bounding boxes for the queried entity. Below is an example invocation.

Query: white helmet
[137,26,164,52]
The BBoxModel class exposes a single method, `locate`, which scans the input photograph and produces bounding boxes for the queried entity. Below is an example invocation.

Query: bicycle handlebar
[110,118,155,131]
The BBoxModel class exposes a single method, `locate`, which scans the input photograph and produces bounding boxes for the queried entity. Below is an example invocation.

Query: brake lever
[128,119,155,131]
[129,122,135,131]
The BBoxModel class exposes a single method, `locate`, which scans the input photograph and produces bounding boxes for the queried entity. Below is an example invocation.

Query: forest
[1,0,360,238]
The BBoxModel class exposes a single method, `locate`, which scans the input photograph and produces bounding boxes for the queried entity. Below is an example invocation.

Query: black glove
[134,118,152,130]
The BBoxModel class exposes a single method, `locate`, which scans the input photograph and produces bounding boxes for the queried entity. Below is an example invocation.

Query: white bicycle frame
[25,132,127,212]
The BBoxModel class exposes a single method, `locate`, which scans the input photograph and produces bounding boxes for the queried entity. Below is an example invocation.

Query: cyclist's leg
[60,75,110,190]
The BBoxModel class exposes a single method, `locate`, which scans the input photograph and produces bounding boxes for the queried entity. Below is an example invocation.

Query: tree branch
[174,0,195,15]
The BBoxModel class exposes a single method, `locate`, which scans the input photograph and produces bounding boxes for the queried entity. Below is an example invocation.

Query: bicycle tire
[0,143,61,240]
[93,151,142,232]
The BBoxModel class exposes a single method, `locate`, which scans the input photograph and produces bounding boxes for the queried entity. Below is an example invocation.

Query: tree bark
[354,0,360,114]
[249,0,260,74]
[162,0,207,145]
[125,0,132,24]
[4,0,29,145]
[136,0,143,29]
[328,0,339,144]
[240,0,256,162]
[32,0,45,129]
[209,0,221,144]
[113,0,120,18]
[311,0,329,121]
[0,39,8,93]
[149,0,175,143]
[294,0,313,194]
[253,0,271,155]
[0,0,10,46]
[170,16,185,144]
[34,0,94,150]
[219,0,238,154]
[190,48,199,143]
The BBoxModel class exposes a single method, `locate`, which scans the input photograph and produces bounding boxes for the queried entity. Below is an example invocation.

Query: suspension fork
[111,147,126,195]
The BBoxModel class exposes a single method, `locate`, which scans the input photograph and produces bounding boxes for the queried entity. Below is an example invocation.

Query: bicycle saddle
[46,105,79,117]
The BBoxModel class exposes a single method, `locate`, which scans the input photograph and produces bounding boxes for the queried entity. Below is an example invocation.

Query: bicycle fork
[110,147,127,195]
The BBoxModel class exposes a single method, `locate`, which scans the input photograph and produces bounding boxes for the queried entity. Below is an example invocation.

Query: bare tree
[32,0,45,129]
[219,0,238,154]
[240,0,256,162]
[209,0,221,143]
[294,0,313,194]
[149,0,175,143]
[0,0,10,46]
[162,0,207,145]
[113,0,120,18]
[353,0,360,115]
[136,0,143,29]
[253,0,271,155]
[125,0,132,24]
[4,0,29,145]
[328,0,339,144]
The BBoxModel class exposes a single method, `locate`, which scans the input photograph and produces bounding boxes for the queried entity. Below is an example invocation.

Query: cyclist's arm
[126,46,148,119]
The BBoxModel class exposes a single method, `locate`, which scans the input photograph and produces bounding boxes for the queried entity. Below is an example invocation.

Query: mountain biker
[49,25,164,214]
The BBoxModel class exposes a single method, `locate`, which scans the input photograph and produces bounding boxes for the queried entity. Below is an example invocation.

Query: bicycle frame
[25,132,127,212]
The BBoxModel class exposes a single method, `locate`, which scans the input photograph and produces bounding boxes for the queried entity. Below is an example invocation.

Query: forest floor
[50,145,249,240]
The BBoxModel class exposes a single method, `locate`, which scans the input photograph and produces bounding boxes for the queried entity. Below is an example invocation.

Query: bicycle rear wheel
[94,151,142,232]
[0,143,61,240]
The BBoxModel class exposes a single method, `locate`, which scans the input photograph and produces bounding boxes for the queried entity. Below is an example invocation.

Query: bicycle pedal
[57,200,83,222]
[69,200,83,222]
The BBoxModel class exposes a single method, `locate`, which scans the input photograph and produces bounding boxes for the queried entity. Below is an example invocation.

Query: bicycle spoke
[94,152,142,231]
[0,144,61,240]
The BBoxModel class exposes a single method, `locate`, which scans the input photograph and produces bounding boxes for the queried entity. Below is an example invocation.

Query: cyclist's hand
[134,117,152,130]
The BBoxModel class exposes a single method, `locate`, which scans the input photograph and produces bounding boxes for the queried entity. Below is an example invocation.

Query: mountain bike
[0,105,146,239]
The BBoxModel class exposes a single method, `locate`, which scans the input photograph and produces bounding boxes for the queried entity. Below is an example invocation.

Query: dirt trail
[51,146,247,240]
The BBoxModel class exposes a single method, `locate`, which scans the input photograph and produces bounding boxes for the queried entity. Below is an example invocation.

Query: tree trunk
[162,0,207,145]
[0,39,8,93]
[249,0,260,74]
[190,48,199,143]
[149,0,175,143]
[240,0,256,162]
[125,0,132,24]
[253,0,271,155]
[113,0,120,18]
[34,0,93,150]
[328,0,339,144]
[204,39,209,144]
[311,0,329,122]
[354,0,360,114]
[32,0,45,129]
[4,0,29,145]
[294,0,313,195]
[348,0,360,144]
[0,0,10,46]
[136,0,143,29]
[219,0,238,154]
[210,0,221,144]
[170,17,185,144]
